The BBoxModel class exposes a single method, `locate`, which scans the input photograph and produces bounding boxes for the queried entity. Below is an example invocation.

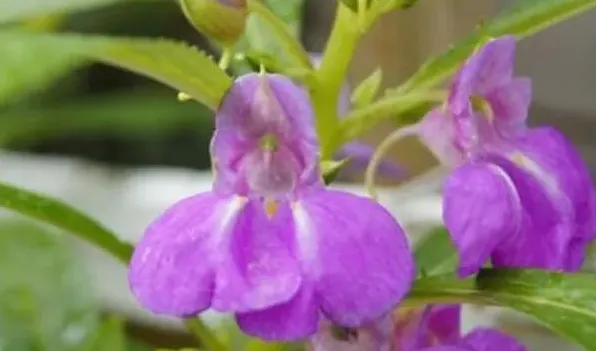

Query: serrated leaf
[350,67,383,109]
[393,0,596,94]
[409,268,596,351]
[414,227,457,276]
[0,220,98,351]
[0,31,86,106]
[0,31,232,110]
[0,181,133,263]
[0,0,129,24]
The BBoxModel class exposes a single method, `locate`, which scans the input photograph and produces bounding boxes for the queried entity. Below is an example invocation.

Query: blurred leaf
[392,0,596,94]
[0,31,86,106]
[0,31,232,110]
[0,181,133,263]
[350,68,383,109]
[409,268,596,350]
[0,0,129,23]
[321,159,348,185]
[414,227,457,276]
[263,0,305,38]
[0,220,98,351]
[79,316,126,351]
[0,89,212,145]
[232,0,310,76]
[339,91,445,146]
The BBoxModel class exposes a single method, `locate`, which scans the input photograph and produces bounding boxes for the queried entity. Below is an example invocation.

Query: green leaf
[414,227,457,276]
[0,30,86,106]
[0,30,232,110]
[233,0,311,75]
[0,0,128,23]
[0,89,212,145]
[321,159,348,185]
[263,0,305,38]
[0,181,133,263]
[0,220,98,351]
[408,268,596,350]
[338,90,445,146]
[393,0,596,94]
[79,316,126,351]
[350,67,383,109]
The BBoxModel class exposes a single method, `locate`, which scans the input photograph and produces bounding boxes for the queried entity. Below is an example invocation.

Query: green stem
[185,318,227,351]
[247,0,311,70]
[312,3,362,159]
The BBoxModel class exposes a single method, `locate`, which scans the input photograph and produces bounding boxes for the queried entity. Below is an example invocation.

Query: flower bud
[179,0,247,46]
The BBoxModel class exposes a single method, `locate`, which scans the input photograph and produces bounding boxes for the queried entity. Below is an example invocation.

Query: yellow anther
[264,198,279,218]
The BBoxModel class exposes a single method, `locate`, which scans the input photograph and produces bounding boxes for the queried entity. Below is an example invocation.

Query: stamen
[364,125,418,200]
[470,95,494,121]
[259,133,278,152]
[264,198,279,218]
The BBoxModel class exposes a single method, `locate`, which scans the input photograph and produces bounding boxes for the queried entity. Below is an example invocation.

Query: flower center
[470,95,494,121]
[259,133,279,152]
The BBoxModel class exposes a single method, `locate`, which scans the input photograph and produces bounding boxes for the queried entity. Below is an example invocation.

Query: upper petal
[443,161,521,277]
[212,199,302,312]
[460,328,526,351]
[294,190,415,326]
[417,108,465,167]
[128,192,244,316]
[235,284,319,341]
[449,36,517,115]
[486,77,532,139]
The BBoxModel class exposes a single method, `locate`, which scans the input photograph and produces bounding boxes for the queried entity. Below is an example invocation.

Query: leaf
[79,316,126,351]
[414,227,457,276]
[338,90,445,146]
[321,159,349,185]
[0,89,213,145]
[393,0,596,94]
[0,220,98,351]
[263,0,305,38]
[0,30,232,110]
[350,67,383,109]
[408,268,596,351]
[0,181,133,263]
[0,0,129,24]
[234,0,311,74]
[0,30,87,106]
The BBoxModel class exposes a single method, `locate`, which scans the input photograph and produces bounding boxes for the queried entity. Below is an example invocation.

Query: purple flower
[396,305,526,351]
[128,73,415,340]
[309,53,405,181]
[414,36,596,276]
[309,305,526,351]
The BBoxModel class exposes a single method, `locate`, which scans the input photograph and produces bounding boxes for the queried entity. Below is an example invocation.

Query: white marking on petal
[211,196,248,249]
[292,202,318,272]
[485,163,523,236]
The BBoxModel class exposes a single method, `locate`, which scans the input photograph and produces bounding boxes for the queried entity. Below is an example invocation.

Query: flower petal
[491,127,596,271]
[128,192,243,316]
[417,108,465,167]
[486,77,532,139]
[443,161,521,277]
[449,36,516,114]
[212,199,302,312]
[295,190,415,326]
[460,328,526,351]
[235,285,319,340]
[395,305,461,350]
